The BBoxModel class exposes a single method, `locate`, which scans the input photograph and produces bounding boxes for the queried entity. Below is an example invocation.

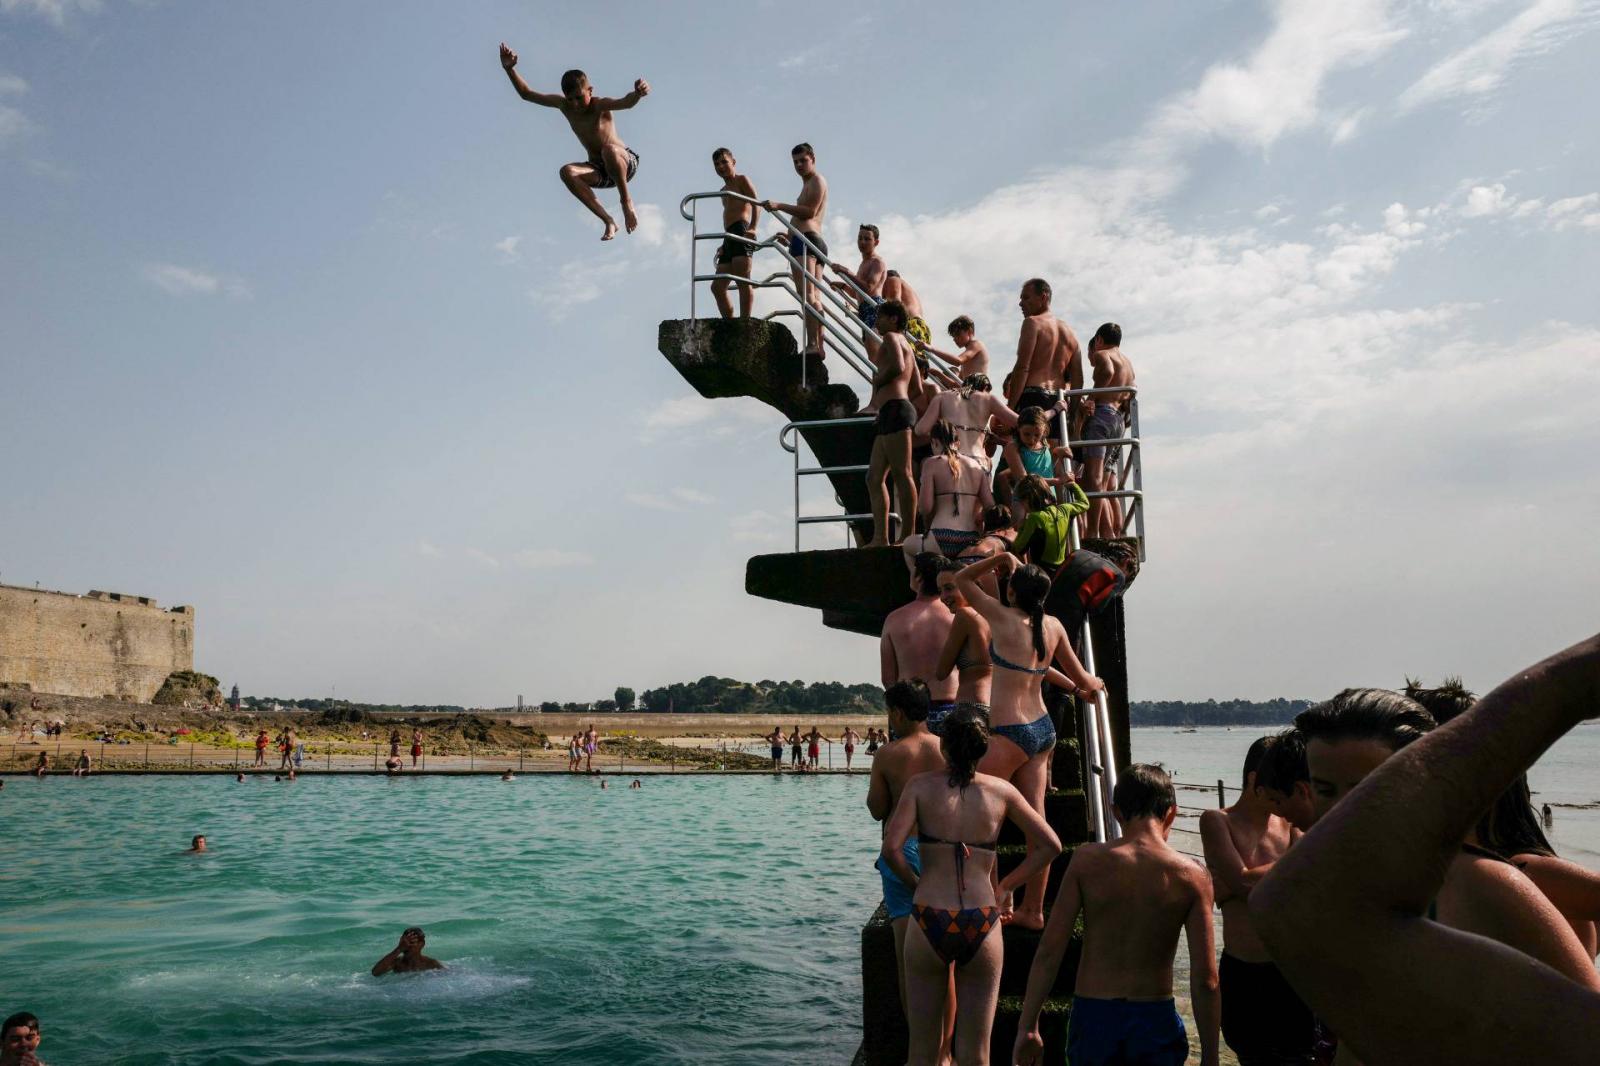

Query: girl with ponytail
[953,552,1103,931]
[917,418,994,557]
[881,702,1062,1064]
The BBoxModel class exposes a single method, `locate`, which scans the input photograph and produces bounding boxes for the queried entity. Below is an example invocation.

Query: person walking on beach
[1015,764,1219,1066]
[411,728,423,769]
[253,729,269,767]
[371,927,444,976]
[841,726,861,770]
[1199,738,1313,1065]
[498,42,650,241]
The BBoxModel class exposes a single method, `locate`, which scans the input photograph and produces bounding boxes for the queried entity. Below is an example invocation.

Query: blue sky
[3,0,1597,706]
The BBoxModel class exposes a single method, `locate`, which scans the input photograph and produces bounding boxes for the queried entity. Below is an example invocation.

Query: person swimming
[370,927,443,976]
[187,834,207,853]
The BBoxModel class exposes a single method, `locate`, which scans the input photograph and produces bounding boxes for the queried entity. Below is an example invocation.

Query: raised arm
[595,78,650,110]
[1184,873,1221,1066]
[1014,847,1083,1065]
[499,43,563,106]
[1252,633,1600,1066]
[954,553,1010,618]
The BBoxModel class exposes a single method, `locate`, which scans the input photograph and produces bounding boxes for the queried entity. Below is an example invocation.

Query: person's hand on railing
[1079,675,1106,694]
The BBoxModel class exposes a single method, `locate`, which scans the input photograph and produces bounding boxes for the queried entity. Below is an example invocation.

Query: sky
[2,0,1597,707]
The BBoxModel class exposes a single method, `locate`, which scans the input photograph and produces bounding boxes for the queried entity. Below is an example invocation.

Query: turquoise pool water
[0,774,881,1064]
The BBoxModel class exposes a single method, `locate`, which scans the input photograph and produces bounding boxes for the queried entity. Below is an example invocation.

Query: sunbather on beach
[498,43,649,241]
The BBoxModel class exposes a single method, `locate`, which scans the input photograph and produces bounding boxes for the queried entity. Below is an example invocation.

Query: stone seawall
[0,584,194,701]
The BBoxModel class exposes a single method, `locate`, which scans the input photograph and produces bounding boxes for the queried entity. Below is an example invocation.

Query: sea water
[0,774,880,1065]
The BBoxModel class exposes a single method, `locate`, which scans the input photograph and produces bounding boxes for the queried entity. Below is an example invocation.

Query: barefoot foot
[1009,910,1047,930]
[601,219,618,241]
[623,204,639,234]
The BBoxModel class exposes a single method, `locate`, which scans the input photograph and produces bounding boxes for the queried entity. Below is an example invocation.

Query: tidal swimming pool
[0,774,881,1065]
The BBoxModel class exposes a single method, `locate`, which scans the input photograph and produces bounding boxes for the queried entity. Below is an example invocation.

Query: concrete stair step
[999,788,1089,848]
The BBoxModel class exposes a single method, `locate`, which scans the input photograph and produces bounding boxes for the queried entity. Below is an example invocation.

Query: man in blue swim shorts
[830,223,887,355]
[1013,765,1220,1066]
[762,142,830,357]
[866,680,949,1027]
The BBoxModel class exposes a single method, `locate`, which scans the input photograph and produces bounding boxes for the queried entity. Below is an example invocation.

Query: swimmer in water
[631,778,642,789]
[501,771,514,781]
[600,779,609,790]
[1,1010,44,1066]
[235,773,245,783]
[187,834,207,853]
[370,927,443,976]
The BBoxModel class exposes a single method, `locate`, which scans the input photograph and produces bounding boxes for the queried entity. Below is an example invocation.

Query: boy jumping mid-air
[499,42,649,241]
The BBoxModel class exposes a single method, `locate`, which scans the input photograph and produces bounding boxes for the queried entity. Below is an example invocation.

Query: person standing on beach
[1199,737,1313,1065]
[585,724,599,773]
[767,726,785,771]
[279,728,296,771]
[254,729,269,767]
[411,728,423,769]
[762,142,829,358]
[866,681,951,1050]
[498,43,650,241]
[882,553,962,734]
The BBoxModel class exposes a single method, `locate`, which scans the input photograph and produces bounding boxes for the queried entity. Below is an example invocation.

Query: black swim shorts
[874,399,916,436]
[593,147,640,189]
[717,219,753,266]
[789,230,828,262]
[1020,386,1064,442]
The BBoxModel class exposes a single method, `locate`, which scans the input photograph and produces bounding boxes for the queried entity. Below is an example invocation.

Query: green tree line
[1129,698,1311,727]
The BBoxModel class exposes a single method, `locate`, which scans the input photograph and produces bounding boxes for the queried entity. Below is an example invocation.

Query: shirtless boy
[763,143,829,357]
[881,554,961,735]
[865,680,954,1052]
[710,148,760,318]
[371,927,444,976]
[0,1012,43,1066]
[863,299,922,547]
[499,43,650,241]
[1082,323,1134,539]
[831,224,888,354]
[917,316,990,382]
[1015,764,1220,1066]
[1008,279,1069,438]
[1200,738,1314,1065]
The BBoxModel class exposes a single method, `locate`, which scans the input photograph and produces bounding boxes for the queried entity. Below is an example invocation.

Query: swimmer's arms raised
[592,78,650,111]
[499,43,563,106]
[1252,633,1600,1066]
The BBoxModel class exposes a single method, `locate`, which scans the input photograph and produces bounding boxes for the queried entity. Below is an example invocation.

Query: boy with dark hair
[0,1012,42,1066]
[864,299,921,547]
[881,552,959,733]
[710,148,759,318]
[1015,763,1220,1066]
[1200,739,1314,1065]
[763,143,830,357]
[498,42,650,241]
[830,224,888,351]
[916,315,990,382]
[1253,730,1314,831]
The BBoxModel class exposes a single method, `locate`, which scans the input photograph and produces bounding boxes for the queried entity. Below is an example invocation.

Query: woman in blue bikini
[955,552,1103,931]
[882,705,1061,1066]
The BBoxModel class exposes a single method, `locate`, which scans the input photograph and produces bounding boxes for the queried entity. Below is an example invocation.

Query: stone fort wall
[0,584,194,702]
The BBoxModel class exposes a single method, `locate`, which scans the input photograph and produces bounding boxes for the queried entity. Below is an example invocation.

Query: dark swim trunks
[1066,996,1187,1066]
[1020,386,1064,442]
[789,230,828,261]
[874,399,916,436]
[716,219,753,266]
[592,147,640,189]
[858,296,884,328]
[1219,953,1317,1065]
[1082,402,1124,463]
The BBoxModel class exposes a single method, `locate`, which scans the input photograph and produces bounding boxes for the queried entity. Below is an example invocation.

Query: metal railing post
[1217,779,1226,808]
[688,200,696,320]
[794,438,801,551]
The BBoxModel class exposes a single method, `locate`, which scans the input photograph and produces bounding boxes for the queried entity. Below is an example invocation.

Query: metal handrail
[1068,516,1121,844]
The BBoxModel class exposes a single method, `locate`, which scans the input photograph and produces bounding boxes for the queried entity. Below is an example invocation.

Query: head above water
[885,679,931,728]
[1112,763,1175,825]
[1295,689,1436,823]
[2,1012,39,1047]
[940,704,990,788]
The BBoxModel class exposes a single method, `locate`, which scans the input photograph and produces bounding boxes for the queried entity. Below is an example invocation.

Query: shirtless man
[880,553,960,734]
[865,680,955,1057]
[280,728,296,771]
[498,43,650,241]
[762,143,829,357]
[1016,764,1219,1066]
[710,148,760,318]
[766,726,785,770]
[863,300,923,547]
[1082,323,1134,539]
[917,315,990,382]
[805,726,828,770]
[1199,738,1314,1065]
[584,723,599,772]
[1007,279,1069,439]
[370,927,444,976]
[0,1012,43,1066]
[830,224,888,355]
[841,725,862,770]
[882,271,941,391]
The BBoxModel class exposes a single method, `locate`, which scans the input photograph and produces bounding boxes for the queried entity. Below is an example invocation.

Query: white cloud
[417,539,442,558]
[0,102,30,144]
[140,262,251,298]
[1329,107,1369,144]
[464,548,500,568]
[1450,181,1600,230]
[493,235,522,262]
[1462,182,1515,216]
[1150,0,1407,150]
[0,0,101,26]
[1399,0,1600,113]
[511,547,594,569]
[625,487,717,511]
[0,73,27,95]
[529,258,627,321]
[730,509,788,546]
[638,393,774,443]
[631,202,665,246]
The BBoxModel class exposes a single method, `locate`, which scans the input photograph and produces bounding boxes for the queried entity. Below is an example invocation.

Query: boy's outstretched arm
[499,43,563,106]
[596,78,651,110]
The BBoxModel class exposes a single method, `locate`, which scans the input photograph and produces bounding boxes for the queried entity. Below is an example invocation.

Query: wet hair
[1479,774,1556,859]
[2,1013,38,1039]
[711,146,733,163]
[1113,763,1174,821]
[931,419,961,478]
[1093,322,1122,348]
[1008,564,1052,661]
[859,223,880,240]
[1294,689,1436,752]
[941,704,990,788]
[1016,474,1056,513]
[791,142,814,158]
[403,926,425,940]
[560,69,587,96]
[886,269,901,279]
[877,298,908,332]
[1241,736,1271,789]
[914,551,959,595]
[949,315,975,336]
[191,834,205,846]
[1254,729,1309,792]
[1403,677,1475,726]
[1016,405,1051,434]
[981,504,1013,533]
[961,372,992,394]
[1024,277,1052,299]
[885,679,931,722]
